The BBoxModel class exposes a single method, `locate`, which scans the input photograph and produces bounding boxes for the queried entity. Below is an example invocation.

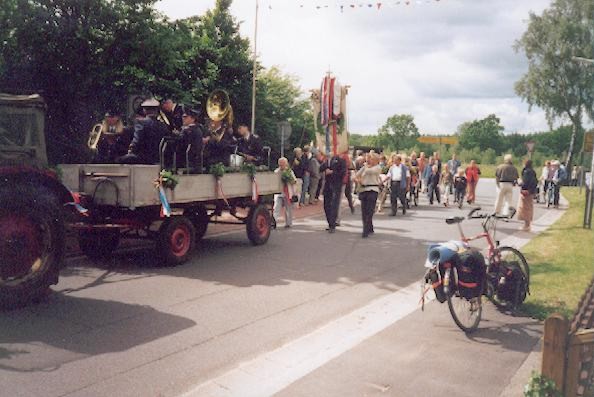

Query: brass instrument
[87,120,125,150]
[206,89,233,142]
[88,123,103,150]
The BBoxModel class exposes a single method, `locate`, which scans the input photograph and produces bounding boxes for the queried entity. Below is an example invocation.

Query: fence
[542,277,594,396]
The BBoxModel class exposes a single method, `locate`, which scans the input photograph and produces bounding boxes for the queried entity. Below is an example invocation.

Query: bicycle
[546,181,557,208]
[422,207,530,333]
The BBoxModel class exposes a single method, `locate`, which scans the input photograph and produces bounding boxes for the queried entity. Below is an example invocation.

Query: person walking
[273,157,297,228]
[308,150,322,204]
[291,147,306,208]
[453,169,467,208]
[517,159,538,231]
[447,154,461,197]
[427,165,441,205]
[320,153,346,233]
[441,163,454,207]
[355,153,382,238]
[422,156,435,194]
[539,161,551,203]
[465,160,481,204]
[336,152,356,225]
[494,154,519,216]
[571,164,578,186]
[387,154,409,216]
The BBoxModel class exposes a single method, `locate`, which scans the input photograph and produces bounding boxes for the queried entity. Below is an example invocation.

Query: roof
[0,93,46,108]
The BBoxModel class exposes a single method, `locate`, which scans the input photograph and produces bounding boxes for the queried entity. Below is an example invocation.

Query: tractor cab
[0,93,48,167]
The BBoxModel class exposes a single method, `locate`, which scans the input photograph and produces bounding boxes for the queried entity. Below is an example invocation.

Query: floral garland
[281,169,296,185]
[209,163,226,178]
[158,170,179,190]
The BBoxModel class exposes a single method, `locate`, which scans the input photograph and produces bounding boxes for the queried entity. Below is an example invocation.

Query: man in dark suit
[236,123,263,165]
[122,98,169,164]
[319,153,346,233]
[158,98,184,132]
[178,107,205,173]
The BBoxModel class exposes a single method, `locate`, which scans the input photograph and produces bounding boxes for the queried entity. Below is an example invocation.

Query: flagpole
[250,0,259,135]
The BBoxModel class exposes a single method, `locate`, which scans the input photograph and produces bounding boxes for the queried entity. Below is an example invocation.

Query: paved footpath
[0,180,565,397]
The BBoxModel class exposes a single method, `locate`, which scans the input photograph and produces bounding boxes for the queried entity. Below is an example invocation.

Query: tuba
[88,123,103,150]
[206,89,233,142]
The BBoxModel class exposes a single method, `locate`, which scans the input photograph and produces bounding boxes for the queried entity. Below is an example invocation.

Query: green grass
[519,187,594,320]
[478,164,497,179]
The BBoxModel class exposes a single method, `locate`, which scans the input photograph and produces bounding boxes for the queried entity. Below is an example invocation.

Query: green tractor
[0,94,75,309]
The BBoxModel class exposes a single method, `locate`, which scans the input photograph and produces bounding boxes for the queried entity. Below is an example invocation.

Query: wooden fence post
[542,313,569,392]
[565,329,594,397]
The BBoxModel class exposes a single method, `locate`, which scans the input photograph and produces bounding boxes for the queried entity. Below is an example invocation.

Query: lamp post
[526,140,535,160]
[572,56,593,228]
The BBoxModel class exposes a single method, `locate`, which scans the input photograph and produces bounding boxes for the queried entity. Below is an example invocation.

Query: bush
[524,372,563,397]
[481,148,497,164]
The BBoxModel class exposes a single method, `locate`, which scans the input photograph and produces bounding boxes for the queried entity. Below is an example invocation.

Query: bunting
[266,0,443,11]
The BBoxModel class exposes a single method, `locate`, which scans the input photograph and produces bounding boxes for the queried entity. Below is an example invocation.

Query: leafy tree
[514,0,594,168]
[458,114,504,152]
[377,114,420,152]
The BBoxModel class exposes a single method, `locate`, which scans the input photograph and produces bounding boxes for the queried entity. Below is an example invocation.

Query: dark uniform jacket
[159,105,183,132]
[320,155,346,191]
[178,123,204,172]
[204,127,236,167]
[237,133,263,165]
[94,127,132,163]
[128,117,169,164]
[292,156,307,179]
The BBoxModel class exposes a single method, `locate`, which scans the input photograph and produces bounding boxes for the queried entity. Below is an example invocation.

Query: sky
[155,0,554,135]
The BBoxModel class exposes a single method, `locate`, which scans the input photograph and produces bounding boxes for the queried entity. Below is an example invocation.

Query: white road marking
[179,281,433,397]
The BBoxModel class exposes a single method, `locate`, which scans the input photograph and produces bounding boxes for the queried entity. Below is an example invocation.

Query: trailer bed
[60,164,281,208]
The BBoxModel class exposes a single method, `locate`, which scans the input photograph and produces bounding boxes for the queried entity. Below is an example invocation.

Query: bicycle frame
[454,217,498,261]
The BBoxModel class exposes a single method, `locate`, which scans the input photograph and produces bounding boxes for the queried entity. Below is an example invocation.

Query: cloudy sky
[155,0,554,135]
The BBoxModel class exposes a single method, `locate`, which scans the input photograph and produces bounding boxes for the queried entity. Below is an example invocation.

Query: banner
[311,74,349,156]
[266,0,443,12]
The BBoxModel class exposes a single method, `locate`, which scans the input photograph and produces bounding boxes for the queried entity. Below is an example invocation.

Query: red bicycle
[423,207,530,333]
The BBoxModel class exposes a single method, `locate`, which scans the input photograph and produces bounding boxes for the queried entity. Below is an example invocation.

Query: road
[0,180,557,397]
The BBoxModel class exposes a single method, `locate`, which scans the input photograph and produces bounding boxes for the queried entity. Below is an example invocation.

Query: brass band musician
[90,111,132,163]
[203,90,236,167]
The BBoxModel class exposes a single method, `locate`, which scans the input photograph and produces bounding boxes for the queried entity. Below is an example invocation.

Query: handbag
[291,195,299,203]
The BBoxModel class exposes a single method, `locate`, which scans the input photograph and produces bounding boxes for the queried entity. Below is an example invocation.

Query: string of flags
[265,0,443,11]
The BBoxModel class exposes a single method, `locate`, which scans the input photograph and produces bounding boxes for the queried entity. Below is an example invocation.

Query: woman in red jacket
[465,160,481,204]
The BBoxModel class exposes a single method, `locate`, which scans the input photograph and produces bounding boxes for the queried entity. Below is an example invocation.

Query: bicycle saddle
[445,216,465,225]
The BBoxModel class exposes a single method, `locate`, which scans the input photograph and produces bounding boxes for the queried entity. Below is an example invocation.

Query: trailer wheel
[78,230,120,260]
[0,186,64,310]
[246,205,271,246]
[184,206,209,241]
[156,216,196,266]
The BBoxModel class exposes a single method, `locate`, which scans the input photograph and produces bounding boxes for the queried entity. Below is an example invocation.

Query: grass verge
[519,187,594,320]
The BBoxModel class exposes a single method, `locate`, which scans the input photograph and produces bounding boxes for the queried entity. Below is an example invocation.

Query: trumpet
[88,123,103,150]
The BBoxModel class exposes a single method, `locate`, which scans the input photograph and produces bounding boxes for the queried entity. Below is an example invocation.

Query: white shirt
[388,164,406,181]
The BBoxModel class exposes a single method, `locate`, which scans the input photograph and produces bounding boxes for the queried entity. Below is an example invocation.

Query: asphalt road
[0,180,551,397]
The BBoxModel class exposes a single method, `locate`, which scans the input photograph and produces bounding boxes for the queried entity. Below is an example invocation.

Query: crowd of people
[273,147,575,237]
[273,148,490,237]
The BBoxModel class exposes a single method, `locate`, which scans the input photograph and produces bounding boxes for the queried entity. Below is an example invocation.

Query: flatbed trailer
[60,164,282,265]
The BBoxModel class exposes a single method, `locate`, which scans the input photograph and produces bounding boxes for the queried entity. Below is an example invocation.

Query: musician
[93,111,132,163]
[236,123,263,165]
[178,107,204,172]
[121,98,169,164]
[158,98,183,132]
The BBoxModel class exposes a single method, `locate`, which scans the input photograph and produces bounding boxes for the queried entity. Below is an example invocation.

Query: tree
[458,114,504,152]
[514,0,594,168]
[377,114,419,152]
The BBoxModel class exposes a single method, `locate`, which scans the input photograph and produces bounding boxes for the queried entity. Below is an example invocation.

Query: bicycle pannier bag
[456,249,486,299]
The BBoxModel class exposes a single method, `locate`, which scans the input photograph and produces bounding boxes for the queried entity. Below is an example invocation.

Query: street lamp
[571,55,594,228]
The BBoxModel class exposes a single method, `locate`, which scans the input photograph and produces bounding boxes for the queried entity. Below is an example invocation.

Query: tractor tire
[0,185,65,310]
[184,206,209,241]
[246,205,272,246]
[78,229,120,260]
[156,216,196,266]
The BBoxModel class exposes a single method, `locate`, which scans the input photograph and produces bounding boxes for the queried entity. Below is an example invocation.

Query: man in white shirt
[387,155,410,216]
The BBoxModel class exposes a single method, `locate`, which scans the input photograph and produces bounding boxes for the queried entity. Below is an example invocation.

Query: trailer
[60,164,282,265]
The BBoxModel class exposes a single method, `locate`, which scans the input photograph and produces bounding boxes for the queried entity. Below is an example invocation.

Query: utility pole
[250,0,259,135]
[572,56,593,228]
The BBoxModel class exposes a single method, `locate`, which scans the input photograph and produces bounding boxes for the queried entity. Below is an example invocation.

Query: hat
[105,110,120,117]
[182,106,200,119]
[141,98,160,107]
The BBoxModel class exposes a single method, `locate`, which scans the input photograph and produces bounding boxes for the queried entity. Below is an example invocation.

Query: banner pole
[250,0,259,135]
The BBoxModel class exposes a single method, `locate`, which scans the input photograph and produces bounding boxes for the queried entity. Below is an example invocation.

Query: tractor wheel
[0,186,65,310]
[156,216,196,266]
[78,229,120,260]
[184,206,209,241]
[246,205,272,246]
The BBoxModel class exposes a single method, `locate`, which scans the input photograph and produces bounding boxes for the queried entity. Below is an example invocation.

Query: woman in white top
[355,153,382,238]
[273,157,297,228]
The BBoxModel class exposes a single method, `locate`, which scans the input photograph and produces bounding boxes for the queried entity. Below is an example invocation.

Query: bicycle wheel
[490,246,530,310]
[445,269,483,333]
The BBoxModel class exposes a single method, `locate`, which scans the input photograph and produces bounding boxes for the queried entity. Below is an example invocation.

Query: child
[454,168,468,209]
[273,157,297,228]
[427,165,441,205]
[441,163,453,207]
